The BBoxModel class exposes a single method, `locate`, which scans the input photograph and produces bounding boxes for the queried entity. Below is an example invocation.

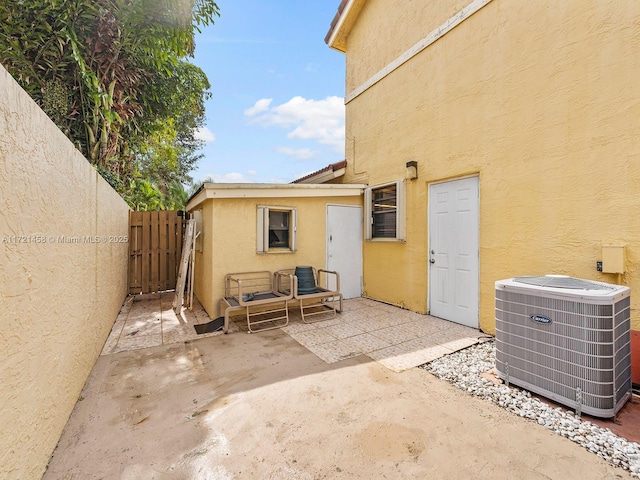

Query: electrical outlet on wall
[596,261,603,272]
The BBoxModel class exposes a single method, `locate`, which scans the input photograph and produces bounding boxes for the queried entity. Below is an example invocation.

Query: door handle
[429,258,435,264]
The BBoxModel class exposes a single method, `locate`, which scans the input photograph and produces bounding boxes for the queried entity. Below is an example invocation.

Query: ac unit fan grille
[513,276,616,290]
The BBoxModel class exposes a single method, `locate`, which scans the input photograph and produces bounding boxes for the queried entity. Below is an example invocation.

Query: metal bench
[217,271,294,333]
[276,268,343,323]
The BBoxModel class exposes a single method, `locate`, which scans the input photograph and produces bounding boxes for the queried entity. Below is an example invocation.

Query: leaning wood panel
[173,219,195,313]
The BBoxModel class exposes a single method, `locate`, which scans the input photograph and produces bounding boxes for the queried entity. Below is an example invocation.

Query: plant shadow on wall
[0,0,220,211]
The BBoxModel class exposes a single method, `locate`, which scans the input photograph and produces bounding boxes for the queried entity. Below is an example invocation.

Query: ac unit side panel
[493,365,625,418]
[495,334,614,379]
[613,296,632,408]
[495,342,614,397]
[496,296,615,316]
[495,315,616,354]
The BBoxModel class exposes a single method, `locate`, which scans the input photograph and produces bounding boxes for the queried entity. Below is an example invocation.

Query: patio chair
[217,270,294,333]
[276,267,343,323]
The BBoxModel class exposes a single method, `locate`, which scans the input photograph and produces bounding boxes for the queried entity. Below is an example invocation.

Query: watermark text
[2,234,129,244]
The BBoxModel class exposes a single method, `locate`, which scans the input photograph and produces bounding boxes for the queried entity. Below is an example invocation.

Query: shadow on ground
[44,321,624,479]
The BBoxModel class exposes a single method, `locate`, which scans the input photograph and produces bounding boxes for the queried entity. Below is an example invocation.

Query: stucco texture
[341,0,640,333]
[0,65,130,479]
[192,196,361,318]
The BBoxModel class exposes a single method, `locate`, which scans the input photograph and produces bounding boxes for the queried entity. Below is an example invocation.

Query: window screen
[257,206,297,253]
[268,210,290,248]
[364,180,405,241]
[371,184,397,238]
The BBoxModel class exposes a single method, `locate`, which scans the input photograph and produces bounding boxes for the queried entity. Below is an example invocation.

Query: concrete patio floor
[42,294,632,479]
[100,292,483,372]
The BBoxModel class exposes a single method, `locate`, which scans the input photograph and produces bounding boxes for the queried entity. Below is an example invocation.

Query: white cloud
[262,175,288,184]
[267,68,286,79]
[245,96,345,151]
[244,98,273,117]
[199,172,291,184]
[276,146,316,159]
[200,172,254,183]
[194,126,216,144]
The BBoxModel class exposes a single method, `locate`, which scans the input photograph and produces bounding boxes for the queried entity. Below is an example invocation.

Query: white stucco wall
[0,65,130,479]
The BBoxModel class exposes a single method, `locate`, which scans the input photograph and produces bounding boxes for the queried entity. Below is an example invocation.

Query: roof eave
[186,183,365,211]
[291,160,347,184]
[325,0,368,53]
[296,167,346,184]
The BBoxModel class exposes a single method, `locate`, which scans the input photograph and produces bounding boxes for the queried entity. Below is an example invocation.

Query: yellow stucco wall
[345,0,469,92]
[193,200,214,317]
[341,0,640,333]
[362,178,428,311]
[191,195,361,318]
[0,65,130,479]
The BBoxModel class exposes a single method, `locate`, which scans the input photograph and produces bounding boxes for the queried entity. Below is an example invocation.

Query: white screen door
[428,176,479,328]
[327,205,362,299]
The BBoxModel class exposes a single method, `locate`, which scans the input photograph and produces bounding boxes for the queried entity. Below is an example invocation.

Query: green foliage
[0,0,219,210]
[188,175,216,196]
[123,178,191,211]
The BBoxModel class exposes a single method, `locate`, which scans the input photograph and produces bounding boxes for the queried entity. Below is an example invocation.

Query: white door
[327,205,363,299]
[428,176,479,328]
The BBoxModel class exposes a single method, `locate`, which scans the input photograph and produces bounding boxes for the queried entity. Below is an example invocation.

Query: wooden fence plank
[150,210,160,292]
[141,211,150,293]
[176,214,183,282]
[128,212,135,294]
[158,210,168,291]
[172,213,182,285]
[129,211,142,294]
[168,214,176,287]
[128,210,184,295]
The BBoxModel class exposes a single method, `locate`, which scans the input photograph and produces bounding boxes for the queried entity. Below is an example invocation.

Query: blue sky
[191,0,346,184]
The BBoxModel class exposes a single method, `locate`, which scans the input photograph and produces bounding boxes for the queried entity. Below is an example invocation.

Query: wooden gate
[129,211,185,294]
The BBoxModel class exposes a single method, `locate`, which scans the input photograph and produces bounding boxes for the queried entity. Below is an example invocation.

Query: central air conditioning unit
[495,275,632,418]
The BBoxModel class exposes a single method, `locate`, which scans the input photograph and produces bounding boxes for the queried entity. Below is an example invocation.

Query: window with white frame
[364,180,406,241]
[257,206,297,253]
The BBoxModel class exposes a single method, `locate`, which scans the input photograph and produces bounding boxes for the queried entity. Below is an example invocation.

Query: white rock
[421,341,636,475]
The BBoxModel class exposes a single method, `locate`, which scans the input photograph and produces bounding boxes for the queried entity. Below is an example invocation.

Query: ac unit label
[530,314,552,324]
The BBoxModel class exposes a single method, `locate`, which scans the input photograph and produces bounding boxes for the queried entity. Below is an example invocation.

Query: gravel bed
[421,340,640,477]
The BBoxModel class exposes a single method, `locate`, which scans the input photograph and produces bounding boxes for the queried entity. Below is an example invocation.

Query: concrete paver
[102,294,482,372]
